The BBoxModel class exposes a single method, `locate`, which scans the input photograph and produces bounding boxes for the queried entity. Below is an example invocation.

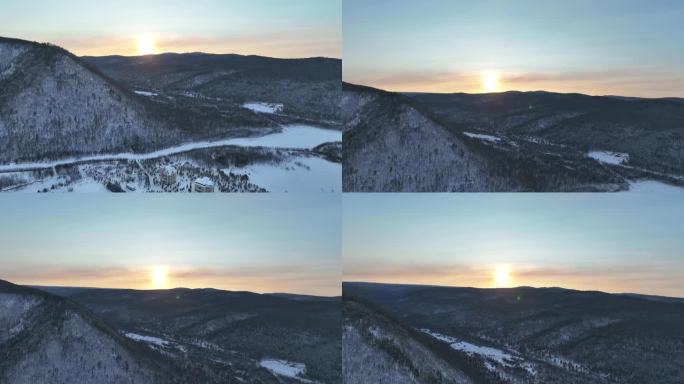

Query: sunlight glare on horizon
[150,266,168,289]
[493,265,512,287]
[481,71,500,93]
[137,34,157,55]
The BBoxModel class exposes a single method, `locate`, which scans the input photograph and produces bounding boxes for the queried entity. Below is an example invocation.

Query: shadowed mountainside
[0,36,341,164]
[409,91,684,176]
[0,280,178,384]
[0,279,341,383]
[39,285,342,384]
[83,53,341,124]
[0,37,181,163]
[343,282,684,384]
[343,82,684,192]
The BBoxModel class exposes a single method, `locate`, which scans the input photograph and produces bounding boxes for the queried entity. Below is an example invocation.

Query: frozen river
[0,125,341,173]
[229,156,341,193]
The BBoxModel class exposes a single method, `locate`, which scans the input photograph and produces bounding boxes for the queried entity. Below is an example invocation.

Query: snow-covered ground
[134,90,158,97]
[228,156,340,193]
[225,125,340,149]
[420,328,536,376]
[0,125,341,173]
[124,331,188,355]
[420,329,515,366]
[625,179,684,193]
[6,174,109,193]
[544,355,585,372]
[124,332,170,347]
[588,150,629,165]
[260,359,307,380]
[463,132,501,142]
[243,102,284,114]
[68,179,109,192]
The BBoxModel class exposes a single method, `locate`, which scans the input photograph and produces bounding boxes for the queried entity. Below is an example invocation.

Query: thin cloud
[53,31,340,58]
[345,68,684,97]
[344,261,684,297]
[1,263,340,296]
[344,70,481,93]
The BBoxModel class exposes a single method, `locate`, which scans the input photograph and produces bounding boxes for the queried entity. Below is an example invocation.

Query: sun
[150,266,168,289]
[494,265,512,287]
[137,35,157,56]
[481,71,500,93]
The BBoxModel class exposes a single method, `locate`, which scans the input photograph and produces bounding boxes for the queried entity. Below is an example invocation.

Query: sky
[0,195,341,296]
[343,193,684,298]
[343,0,684,97]
[0,0,340,58]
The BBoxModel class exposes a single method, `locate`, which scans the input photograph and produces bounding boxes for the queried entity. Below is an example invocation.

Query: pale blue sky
[344,0,684,96]
[0,0,341,57]
[343,193,684,297]
[0,195,341,295]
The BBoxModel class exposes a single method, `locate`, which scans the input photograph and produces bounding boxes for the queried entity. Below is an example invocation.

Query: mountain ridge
[1,35,340,166]
[343,81,684,191]
[2,279,342,383]
[342,82,629,192]
[0,279,177,384]
[343,281,684,383]
[344,281,684,301]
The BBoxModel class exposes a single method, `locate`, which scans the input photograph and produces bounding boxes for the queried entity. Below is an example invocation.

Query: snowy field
[588,150,629,165]
[420,328,536,375]
[229,156,340,193]
[463,132,501,143]
[124,332,170,347]
[134,90,158,97]
[420,329,515,366]
[0,125,341,173]
[260,359,306,379]
[243,102,284,114]
[4,173,109,193]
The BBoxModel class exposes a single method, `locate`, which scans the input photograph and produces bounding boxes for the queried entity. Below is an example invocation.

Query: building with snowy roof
[160,165,177,185]
[193,177,215,192]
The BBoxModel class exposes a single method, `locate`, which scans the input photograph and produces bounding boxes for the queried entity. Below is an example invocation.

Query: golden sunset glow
[137,35,157,55]
[493,265,512,287]
[481,71,500,93]
[150,266,168,289]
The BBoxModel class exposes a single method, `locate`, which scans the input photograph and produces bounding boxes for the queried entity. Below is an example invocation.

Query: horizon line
[342,280,684,300]
[0,35,342,61]
[80,51,341,60]
[343,81,684,100]
[24,282,341,298]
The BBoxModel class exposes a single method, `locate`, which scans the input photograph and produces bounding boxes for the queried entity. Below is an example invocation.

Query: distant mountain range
[343,282,684,384]
[0,279,341,383]
[83,52,341,123]
[343,82,684,192]
[0,36,340,164]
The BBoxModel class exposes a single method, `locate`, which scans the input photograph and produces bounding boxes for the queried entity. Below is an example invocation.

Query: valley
[0,37,342,193]
[0,125,341,193]
[343,82,684,192]
[343,282,684,384]
[0,279,341,384]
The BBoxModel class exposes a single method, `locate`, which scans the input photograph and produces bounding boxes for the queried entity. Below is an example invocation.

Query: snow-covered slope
[0,280,172,384]
[343,83,504,192]
[343,82,638,192]
[345,282,684,384]
[39,285,342,384]
[344,299,477,384]
[83,53,342,123]
[0,37,180,163]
